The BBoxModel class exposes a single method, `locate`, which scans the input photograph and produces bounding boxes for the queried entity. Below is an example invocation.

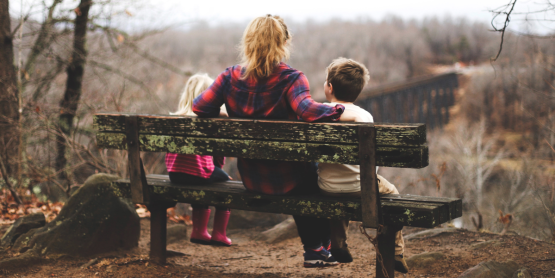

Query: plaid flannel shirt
[193,63,344,195]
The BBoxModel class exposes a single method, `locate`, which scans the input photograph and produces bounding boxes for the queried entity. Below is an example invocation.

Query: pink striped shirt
[165,153,225,179]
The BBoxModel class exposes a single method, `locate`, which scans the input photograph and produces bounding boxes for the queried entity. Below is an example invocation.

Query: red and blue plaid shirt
[193,63,344,195]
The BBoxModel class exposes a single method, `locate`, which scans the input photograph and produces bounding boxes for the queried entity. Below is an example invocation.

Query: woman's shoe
[190,208,212,245]
[210,209,232,246]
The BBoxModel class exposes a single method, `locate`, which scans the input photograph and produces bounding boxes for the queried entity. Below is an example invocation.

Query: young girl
[166,73,231,246]
[192,15,359,267]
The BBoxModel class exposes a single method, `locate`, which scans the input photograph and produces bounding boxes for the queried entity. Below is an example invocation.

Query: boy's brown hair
[326,58,370,102]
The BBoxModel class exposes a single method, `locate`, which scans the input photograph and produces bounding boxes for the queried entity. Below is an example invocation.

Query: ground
[1,219,554,278]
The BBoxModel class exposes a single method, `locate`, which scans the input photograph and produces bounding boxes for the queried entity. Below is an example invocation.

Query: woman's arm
[286,74,344,122]
[193,69,229,117]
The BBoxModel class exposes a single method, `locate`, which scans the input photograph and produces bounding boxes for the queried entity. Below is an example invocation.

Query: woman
[193,14,356,267]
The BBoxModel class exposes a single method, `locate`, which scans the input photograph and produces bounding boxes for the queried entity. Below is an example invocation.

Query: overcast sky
[10,0,554,33]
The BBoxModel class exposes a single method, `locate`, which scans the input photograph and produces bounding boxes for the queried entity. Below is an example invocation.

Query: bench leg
[148,202,175,264]
[376,225,401,278]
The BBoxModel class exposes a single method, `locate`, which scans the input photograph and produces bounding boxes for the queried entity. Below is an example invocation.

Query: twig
[222,255,253,260]
[80,258,98,269]
[0,154,23,205]
[88,60,163,109]
[490,0,518,62]
[545,139,555,153]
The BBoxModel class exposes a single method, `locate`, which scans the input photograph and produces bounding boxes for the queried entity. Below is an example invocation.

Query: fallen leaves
[0,189,64,225]
[0,189,191,226]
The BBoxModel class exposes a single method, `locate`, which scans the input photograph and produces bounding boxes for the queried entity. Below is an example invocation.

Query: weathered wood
[93,114,427,147]
[125,116,149,204]
[382,194,462,222]
[148,202,175,264]
[359,124,380,228]
[96,133,429,168]
[109,178,462,228]
[376,225,401,278]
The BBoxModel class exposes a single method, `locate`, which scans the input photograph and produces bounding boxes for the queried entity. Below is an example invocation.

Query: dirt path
[2,219,555,277]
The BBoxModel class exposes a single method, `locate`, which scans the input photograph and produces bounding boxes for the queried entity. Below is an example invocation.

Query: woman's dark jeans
[169,167,230,210]
[288,162,331,250]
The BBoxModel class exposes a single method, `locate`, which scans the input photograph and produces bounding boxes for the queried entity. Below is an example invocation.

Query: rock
[405,252,445,268]
[0,213,45,247]
[0,249,43,270]
[404,228,461,241]
[471,240,502,250]
[167,224,188,244]
[255,217,298,244]
[513,268,532,278]
[12,228,40,252]
[22,174,140,257]
[458,260,520,278]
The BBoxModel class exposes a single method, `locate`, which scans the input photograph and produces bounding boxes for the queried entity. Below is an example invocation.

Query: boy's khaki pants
[321,174,405,255]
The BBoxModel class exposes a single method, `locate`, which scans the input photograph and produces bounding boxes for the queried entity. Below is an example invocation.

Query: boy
[319,58,409,273]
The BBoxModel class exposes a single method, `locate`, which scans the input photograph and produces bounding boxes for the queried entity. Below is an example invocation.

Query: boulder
[0,213,45,247]
[405,252,445,268]
[458,260,521,278]
[513,268,532,278]
[167,224,188,244]
[13,228,40,252]
[18,174,140,257]
[255,217,298,244]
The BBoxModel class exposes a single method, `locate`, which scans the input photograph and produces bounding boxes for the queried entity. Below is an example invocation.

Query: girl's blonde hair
[171,73,214,116]
[240,14,291,80]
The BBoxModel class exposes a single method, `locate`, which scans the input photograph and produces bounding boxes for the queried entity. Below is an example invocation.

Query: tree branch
[0,153,23,205]
[490,0,518,62]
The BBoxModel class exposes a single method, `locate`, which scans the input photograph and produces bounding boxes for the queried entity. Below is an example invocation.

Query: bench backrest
[94,113,428,228]
[94,113,428,168]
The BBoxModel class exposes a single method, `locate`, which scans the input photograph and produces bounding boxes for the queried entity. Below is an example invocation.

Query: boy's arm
[338,109,363,122]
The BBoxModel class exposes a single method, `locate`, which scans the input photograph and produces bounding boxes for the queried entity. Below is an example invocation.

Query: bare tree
[0,0,20,177]
[55,0,92,192]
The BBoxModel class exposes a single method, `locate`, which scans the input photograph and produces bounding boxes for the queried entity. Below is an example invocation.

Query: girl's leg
[211,206,232,246]
[168,172,212,244]
[208,167,231,183]
[190,205,212,245]
[169,172,210,185]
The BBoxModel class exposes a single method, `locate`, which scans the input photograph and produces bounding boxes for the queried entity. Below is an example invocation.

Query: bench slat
[96,132,428,168]
[94,114,426,147]
[380,194,463,222]
[110,177,461,228]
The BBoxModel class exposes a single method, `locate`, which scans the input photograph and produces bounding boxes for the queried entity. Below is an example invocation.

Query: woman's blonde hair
[171,73,214,116]
[240,14,291,80]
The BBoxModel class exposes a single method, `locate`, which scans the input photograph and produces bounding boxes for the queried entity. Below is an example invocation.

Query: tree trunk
[55,0,91,191]
[0,0,20,177]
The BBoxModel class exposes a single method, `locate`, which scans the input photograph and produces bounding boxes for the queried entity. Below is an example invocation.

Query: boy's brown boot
[394,254,409,273]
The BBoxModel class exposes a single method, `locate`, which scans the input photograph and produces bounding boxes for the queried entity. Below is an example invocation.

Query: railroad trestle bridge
[355,72,460,130]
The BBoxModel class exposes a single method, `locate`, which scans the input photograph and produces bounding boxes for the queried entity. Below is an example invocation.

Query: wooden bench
[93,113,462,278]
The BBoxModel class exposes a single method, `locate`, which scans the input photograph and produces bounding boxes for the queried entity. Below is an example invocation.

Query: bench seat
[112,175,462,228]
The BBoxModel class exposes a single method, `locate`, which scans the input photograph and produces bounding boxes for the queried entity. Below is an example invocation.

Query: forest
[0,0,554,277]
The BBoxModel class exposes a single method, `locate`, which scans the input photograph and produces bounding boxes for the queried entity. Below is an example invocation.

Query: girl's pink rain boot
[210,209,232,246]
[190,207,212,245]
